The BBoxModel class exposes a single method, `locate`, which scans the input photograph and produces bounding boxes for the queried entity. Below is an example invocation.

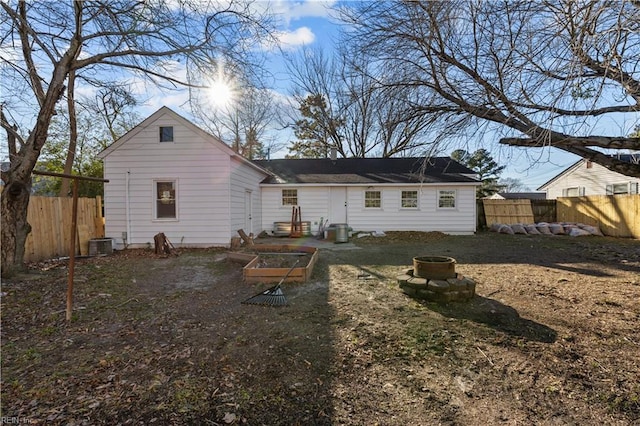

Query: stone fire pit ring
[398,255,475,303]
[412,256,457,280]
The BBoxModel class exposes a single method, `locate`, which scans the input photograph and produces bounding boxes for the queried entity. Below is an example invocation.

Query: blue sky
[136,0,586,190]
[3,0,619,190]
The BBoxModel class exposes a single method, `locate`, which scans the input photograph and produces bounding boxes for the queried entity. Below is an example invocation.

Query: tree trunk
[0,62,70,276]
[60,69,78,197]
[1,178,32,277]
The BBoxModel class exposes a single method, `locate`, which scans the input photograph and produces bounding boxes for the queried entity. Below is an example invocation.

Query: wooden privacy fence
[557,195,639,239]
[477,195,638,238]
[24,196,104,263]
[477,199,557,229]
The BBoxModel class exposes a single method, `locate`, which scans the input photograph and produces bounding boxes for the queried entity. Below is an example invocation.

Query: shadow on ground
[424,296,558,343]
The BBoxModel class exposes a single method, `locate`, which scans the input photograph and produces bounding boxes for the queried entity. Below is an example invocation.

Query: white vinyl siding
[261,186,329,235]
[260,185,477,236]
[541,159,640,199]
[102,109,267,248]
[230,159,264,237]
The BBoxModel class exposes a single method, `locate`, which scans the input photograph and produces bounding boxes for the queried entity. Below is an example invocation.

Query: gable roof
[97,106,269,175]
[492,192,547,200]
[537,154,639,190]
[252,157,479,185]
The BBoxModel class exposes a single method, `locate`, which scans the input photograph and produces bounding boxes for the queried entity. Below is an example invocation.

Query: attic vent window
[160,126,174,142]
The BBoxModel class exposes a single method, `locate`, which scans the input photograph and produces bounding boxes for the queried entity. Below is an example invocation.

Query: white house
[537,157,640,199]
[254,157,480,236]
[99,107,481,248]
[98,107,269,249]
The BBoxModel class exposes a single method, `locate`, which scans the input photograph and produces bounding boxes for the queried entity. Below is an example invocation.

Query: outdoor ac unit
[89,238,114,256]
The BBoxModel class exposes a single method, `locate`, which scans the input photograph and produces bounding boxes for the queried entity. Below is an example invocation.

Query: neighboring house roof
[253,157,479,185]
[97,106,269,175]
[537,154,639,190]
[490,192,547,200]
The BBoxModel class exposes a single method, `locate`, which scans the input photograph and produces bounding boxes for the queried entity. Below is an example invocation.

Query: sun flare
[209,79,234,110]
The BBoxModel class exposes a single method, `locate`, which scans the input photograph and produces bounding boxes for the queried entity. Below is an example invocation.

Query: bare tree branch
[337,0,640,177]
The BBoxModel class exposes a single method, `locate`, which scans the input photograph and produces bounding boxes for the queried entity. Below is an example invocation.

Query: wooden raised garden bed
[234,245,319,284]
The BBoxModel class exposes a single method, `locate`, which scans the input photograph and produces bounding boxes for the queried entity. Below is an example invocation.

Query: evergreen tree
[451,149,505,198]
[287,94,344,159]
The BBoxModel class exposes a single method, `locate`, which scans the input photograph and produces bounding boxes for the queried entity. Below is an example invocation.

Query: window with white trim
[155,180,177,219]
[438,190,456,208]
[282,189,298,206]
[606,182,638,195]
[401,190,418,208]
[563,187,585,197]
[159,126,174,142]
[364,190,381,208]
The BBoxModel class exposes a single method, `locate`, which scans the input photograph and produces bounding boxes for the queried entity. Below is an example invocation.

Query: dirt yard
[2,232,639,425]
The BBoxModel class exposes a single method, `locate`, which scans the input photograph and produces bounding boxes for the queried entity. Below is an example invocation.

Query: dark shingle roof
[496,192,547,200]
[252,157,479,185]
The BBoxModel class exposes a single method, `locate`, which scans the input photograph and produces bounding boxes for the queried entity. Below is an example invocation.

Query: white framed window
[159,126,174,142]
[438,190,456,208]
[401,190,418,208]
[563,187,585,197]
[364,190,381,208]
[282,189,298,206]
[606,182,638,195]
[155,180,177,220]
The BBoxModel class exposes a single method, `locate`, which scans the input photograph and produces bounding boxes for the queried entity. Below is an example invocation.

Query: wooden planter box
[240,245,319,284]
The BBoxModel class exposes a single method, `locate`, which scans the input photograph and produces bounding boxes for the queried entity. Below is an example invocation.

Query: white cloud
[0,42,23,64]
[274,26,316,50]
[271,0,337,25]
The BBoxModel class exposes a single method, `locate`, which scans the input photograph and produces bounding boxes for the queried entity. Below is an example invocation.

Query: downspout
[125,170,131,248]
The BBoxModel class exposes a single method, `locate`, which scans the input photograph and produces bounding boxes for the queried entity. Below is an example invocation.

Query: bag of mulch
[525,224,541,235]
[511,223,528,234]
[489,223,502,232]
[537,223,552,235]
[569,227,591,237]
[549,223,565,235]
[566,223,584,233]
[579,224,604,236]
[498,224,514,234]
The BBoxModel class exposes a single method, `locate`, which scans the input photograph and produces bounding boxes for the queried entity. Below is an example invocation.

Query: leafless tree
[286,47,347,156]
[337,0,640,176]
[0,0,274,275]
[191,82,281,160]
[499,177,531,193]
[286,43,455,158]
